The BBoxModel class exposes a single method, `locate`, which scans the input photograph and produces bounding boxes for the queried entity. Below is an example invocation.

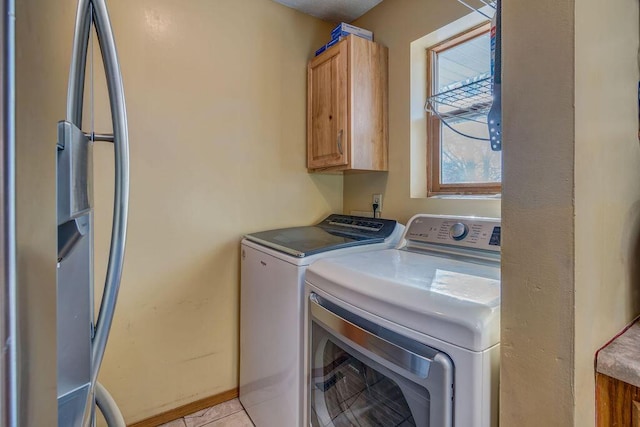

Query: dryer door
[309,293,454,427]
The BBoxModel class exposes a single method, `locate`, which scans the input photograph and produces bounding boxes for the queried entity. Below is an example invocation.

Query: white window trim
[409,6,494,198]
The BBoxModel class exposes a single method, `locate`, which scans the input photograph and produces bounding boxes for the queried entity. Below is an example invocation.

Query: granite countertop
[597,321,640,387]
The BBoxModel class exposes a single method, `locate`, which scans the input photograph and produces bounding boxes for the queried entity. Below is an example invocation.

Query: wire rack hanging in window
[424,73,492,141]
[423,0,497,142]
[425,73,492,121]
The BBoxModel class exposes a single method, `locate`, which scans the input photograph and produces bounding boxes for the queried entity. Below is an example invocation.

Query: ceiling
[272,0,384,23]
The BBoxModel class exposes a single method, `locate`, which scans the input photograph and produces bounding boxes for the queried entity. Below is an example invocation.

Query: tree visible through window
[427,23,501,195]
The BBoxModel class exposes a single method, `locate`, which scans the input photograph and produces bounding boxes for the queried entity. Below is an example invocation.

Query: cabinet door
[307,42,348,169]
[597,373,640,426]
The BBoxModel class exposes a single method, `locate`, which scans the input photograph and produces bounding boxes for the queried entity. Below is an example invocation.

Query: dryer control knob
[449,222,469,241]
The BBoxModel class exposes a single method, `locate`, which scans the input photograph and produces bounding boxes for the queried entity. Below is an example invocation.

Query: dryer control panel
[403,214,501,253]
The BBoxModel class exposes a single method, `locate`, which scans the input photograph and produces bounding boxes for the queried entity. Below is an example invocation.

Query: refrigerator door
[1,0,16,423]
[3,0,59,424]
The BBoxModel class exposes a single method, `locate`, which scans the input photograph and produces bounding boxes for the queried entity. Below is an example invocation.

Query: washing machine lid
[305,248,500,351]
[244,215,399,258]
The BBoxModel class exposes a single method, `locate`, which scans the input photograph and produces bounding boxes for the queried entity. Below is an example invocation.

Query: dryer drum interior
[309,294,454,427]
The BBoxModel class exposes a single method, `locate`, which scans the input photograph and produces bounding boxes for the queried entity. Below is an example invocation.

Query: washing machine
[240,214,405,427]
[305,214,501,427]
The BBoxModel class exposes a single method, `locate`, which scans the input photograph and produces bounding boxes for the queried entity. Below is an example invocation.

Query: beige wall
[349,0,501,224]
[93,0,340,422]
[574,0,640,424]
[501,0,576,425]
[18,0,340,423]
[15,0,75,425]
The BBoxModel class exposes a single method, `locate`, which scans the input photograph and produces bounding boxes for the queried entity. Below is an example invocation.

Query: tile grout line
[198,410,254,427]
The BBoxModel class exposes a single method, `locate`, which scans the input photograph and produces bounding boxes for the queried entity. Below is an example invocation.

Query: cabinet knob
[337,129,344,155]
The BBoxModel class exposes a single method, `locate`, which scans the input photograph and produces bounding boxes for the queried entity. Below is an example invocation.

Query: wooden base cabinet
[307,35,388,172]
[597,373,640,427]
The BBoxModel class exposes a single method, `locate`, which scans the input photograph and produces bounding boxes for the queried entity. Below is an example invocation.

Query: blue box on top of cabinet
[330,23,373,41]
[314,37,341,56]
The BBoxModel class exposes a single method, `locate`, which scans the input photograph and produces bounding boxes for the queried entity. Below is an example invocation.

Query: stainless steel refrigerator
[1,0,130,425]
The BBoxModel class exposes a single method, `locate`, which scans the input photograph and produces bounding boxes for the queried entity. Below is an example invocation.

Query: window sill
[427,193,501,200]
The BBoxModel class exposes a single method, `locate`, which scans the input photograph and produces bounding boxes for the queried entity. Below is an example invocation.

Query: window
[427,23,501,196]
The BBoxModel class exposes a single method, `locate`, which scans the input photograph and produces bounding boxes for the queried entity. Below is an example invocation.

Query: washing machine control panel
[404,214,501,252]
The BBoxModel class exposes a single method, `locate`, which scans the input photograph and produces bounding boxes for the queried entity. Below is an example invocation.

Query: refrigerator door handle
[87,0,130,388]
[62,1,129,426]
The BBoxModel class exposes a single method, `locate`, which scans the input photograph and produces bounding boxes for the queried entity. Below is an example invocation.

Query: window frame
[426,22,501,196]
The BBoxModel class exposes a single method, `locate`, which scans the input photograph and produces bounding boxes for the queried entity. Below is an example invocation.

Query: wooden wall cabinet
[597,373,640,427]
[307,35,388,172]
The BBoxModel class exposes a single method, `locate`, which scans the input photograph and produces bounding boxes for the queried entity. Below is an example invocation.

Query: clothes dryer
[305,214,501,427]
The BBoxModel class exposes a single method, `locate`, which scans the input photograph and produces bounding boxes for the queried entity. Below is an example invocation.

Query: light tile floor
[159,399,254,427]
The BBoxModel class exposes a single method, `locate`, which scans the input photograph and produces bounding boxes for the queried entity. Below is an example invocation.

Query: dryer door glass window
[310,332,423,426]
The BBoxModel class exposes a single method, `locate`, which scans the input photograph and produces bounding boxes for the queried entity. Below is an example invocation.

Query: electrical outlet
[372,193,383,211]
